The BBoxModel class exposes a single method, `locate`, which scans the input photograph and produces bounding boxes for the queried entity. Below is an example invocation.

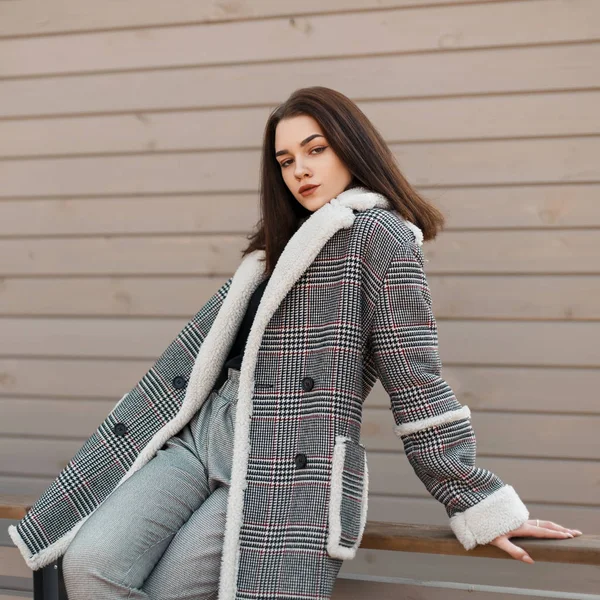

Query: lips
[299,184,319,194]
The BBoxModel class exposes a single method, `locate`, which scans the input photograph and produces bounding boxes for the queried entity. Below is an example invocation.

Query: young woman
[9,86,582,600]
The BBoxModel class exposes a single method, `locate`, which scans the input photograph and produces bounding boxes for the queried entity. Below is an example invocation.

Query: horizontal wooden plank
[427,230,600,274]
[436,321,600,367]
[0,44,597,117]
[1,274,598,321]
[0,357,149,400]
[0,477,52,500]
[428,275,600,320]
[0,0,529,37]
[2,398,598,460]
[3,92,600,158]
[370,453,600,506]
[2,1,598,77]
[1,139,598,197]
[395,365,600,414]
[359,522,600,565]
[1,230,599,276]
[1,185,598,235]
[0,439,597,506]
[361,410,600,460]
[1,317,599,366]
[1,360,599,415]
[0,549,31,581]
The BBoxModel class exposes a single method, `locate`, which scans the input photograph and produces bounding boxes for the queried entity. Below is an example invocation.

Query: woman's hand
[488,519,583,564]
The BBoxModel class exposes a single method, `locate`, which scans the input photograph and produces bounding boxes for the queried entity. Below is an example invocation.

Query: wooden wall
[1,1,599,597]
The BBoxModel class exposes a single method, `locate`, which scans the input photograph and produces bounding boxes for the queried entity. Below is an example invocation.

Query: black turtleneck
[212,274,272,391]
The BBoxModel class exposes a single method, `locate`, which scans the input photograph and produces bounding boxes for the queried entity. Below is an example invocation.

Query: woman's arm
[369,240,530,551]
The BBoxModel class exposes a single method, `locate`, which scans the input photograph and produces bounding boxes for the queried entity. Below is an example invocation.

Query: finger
[540,519,582,535]
[492,537,534,564]
[534,520,582,537]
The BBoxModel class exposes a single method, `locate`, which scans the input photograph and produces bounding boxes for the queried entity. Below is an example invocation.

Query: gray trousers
[62,367,240,600]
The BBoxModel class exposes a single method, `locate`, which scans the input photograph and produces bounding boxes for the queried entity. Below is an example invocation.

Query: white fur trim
[394,405,471,437]
[450,484,530,550]
[219,197,360,599]
[326,436,369,560]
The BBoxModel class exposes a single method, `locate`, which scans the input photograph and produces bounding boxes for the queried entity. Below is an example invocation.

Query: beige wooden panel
[428,276,600,320]
[0,196,259,234]
[426,230,600,274]
[370,453,600,506]
[1,139,598,197]
[436,321,600,367]
[0,476,52,499]
[2,1,598,77]
[0,44,597,117]
[1,231,598,276]
[1,439,597,505]
[2,360,598,414]
[0,398,119,438]
[432,184,600,229]
[3,398,597,460]
[1,275,599,321]
[2,317,600,366]
[2,92,599,158]
[0,235,246,275]
[0,277,231,317]
[0,358,148,399]
[1,185,598,234]
[360,409,600,460]
[0,0,523,37]
[437,366,600,414]
[0,548,31,580]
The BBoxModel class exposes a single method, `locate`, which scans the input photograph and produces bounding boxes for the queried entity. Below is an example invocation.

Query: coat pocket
[326,435,369,560]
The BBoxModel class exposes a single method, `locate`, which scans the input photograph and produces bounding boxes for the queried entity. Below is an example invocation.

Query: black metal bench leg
[33,556,67,600]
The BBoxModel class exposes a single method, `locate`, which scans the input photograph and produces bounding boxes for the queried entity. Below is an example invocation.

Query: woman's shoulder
[354,207,423,251]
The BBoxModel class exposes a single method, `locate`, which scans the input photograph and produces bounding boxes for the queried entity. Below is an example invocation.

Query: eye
[280,146,327,168]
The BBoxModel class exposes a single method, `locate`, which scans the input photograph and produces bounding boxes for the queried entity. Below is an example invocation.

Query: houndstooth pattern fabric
[12,277,232,558]
[369,241,507,516]
[10,191,529,598]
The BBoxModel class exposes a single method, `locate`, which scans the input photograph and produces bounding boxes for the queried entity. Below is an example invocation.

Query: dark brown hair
[241,86,445,277]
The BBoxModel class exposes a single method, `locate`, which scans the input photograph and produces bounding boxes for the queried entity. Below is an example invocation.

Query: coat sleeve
[369,240,529,550]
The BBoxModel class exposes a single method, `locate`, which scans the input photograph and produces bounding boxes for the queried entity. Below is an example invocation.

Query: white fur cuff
[394,405,471,438]
[449,484,530,550]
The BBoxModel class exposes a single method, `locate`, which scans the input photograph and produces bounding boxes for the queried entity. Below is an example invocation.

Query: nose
[294,157,310,180]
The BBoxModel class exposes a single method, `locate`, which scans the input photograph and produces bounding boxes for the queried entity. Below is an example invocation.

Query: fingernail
[571,530,583,535]
[565,532,574,538]
[523,555,535,564]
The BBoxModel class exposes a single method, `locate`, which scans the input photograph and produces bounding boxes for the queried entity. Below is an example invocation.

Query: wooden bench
[2,495,599,599]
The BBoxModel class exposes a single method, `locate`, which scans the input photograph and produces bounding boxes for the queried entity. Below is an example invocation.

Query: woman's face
[274,114,352,212]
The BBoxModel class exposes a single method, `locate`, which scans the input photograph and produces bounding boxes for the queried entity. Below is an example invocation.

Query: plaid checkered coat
[9,186,529,599]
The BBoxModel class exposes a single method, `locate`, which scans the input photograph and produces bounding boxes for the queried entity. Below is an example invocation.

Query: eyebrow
[275,134,324,158]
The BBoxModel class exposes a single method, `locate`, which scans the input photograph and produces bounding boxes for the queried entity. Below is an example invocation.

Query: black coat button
[295,453,307,469]
[301,377,314,392]
[172,376,187,390]
[113,423,128,437]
